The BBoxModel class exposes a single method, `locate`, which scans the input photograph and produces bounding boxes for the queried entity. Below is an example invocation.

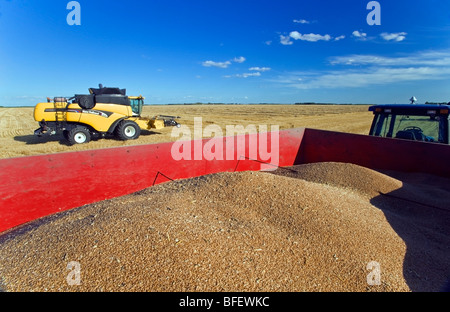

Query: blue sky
[1,0,450,106]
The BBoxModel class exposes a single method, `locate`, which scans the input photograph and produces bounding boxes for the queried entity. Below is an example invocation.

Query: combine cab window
[372,113,444,143]
[130,98,143,116]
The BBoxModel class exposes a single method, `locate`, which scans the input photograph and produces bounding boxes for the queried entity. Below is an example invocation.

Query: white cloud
[202,60,231,68]
[249,67,271,72]
[293,19,310,24]
[239,72,261,78]
[233,56,246,63]
[380,32,407,42]
[334,35,345,41]
[280,34,293,45]
[275,67,449,90]
[289,31,331,42]
[352,30,367,38]
[329,50,450,67]
[352,30,369,41]
[273,49,450,90]
[223,66,270,78]
[224,72,262,78]
[330,54,396,66]
[202,56,246,68]
[289,31,302,40]
[285,67,450,89]
[350,30,407,42]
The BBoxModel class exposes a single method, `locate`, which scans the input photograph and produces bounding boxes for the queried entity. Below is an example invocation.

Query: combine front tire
[115,120,141,141]
[67,127,91,145]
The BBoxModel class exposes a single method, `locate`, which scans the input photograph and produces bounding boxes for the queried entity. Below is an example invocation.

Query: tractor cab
[369,104,450,145]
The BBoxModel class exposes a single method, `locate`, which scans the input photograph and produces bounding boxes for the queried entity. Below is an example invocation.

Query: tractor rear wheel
[115,120,141,141]
[67,127,91,145]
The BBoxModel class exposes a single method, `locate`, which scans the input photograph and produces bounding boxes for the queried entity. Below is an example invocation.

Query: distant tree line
[425,101,450,105]
[294,102,360,105]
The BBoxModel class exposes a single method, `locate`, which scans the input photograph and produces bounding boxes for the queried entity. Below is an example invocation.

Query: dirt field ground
[0,104,373,159]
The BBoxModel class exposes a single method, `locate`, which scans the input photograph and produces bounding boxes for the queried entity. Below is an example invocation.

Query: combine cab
[369,104,450,144]
[34,85,181,145]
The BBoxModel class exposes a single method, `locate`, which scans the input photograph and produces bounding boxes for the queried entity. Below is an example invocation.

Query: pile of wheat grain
[0,162,449,292]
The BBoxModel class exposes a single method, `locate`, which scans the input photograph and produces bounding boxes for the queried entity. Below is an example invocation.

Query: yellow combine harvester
[34,85,181,145]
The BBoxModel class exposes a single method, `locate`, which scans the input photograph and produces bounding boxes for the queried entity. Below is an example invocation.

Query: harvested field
[0,162,449,292]
[0,104,372,159]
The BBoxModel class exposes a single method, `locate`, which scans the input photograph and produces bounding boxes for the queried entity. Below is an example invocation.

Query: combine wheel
[115,120,141,141]
[67,127,91,145]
